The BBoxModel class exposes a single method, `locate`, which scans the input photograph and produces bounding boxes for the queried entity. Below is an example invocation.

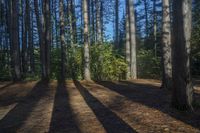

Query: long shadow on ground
[0,80,50,132]
[0,82,14,90]
[49,81,81,133]
[97,81,200,130]
[74,80,137,133]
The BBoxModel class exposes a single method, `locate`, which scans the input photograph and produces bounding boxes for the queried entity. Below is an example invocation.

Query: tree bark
[83,0,91,80]
[125,0,131,79]
[96,0,102,44]
[60,0,66,79]
[11,0,22,81]
[115,0,119,48]
[161,0,172,90]
[128,0,137,79]
[172,0,193,110]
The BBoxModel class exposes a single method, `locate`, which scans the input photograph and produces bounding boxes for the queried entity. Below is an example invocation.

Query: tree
[34,0,50,80]
[10,0,22,81]
[60,0,66,79]
[115,0,119,48]
[96,0,102,44]
[172,0,193,110]
[127,0,137,79]
[161,0,172,90]
[125,1,131,79]
[83,0,91,80]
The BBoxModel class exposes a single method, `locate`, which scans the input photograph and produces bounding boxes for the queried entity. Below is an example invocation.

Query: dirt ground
[0,79,199,133]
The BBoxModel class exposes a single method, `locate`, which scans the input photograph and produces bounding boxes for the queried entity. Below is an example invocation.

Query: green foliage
[90,44,127,80]
[137,49,161,79]
[66,46,83,80]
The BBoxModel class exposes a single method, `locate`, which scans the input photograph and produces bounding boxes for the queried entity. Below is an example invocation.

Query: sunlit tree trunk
[125,1,131,79]
[96,0,102,44]
[161,0,172,90]
[128,0,137,79]
[172,0,193,110]
[83,0,91,80]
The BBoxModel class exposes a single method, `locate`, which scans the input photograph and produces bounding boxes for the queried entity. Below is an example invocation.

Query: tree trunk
[153,0,157,57]
[83,0,91,80]
[59,0,66,79]
[125,0,131,79]
[115,0,119,48]
[96,0,102,44]
[161,0,172,90]
[11,0,22,81]
[44,0,51,80]
[172,0,193,110]
[128,0,137,79]
[29,6,35,74]
[144,0,149,37]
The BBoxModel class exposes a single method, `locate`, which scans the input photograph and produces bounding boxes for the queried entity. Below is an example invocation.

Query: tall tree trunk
[115,0,119,48]
[161,0,172,90]
[125,1,131,79]
[22,0,28,76]
[172,0,193,110]
[11,0,22,81]
[28,0,34,73]
[128,0,137,79]
[144,0,149,37]
[34,0,45,79]
[59,0,66,79]
[153,0,157,57]
[83,0,91,80]
[44,0,51,80]
[96,0,102,44]
[34,0,50,80]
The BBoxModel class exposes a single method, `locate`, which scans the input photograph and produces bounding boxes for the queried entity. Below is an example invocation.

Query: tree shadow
[49,81,81,133]
[96,81,200,130]
[0,82,14,91]
[73,80,137,133]
[0,80,50,132]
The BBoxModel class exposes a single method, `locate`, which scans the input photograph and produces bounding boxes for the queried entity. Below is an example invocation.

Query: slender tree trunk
[22,0,29,75]
[125,1,131,79]
[161,0,172,90]
[128,0,137,79]
[83,0,91,80]
[59,0,66,79]
[34,0,45,79]
[28,1,34,73]
[96,0,102,44]
[144,0,149,37]
[153,0,157,57]
[172,0,193,110]
[11,0,22,81]
[44,0,51,80]
[115,0,119,48]
[34,0,50,80]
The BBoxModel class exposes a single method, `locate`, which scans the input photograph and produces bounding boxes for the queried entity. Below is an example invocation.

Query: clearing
[0,79,200,133]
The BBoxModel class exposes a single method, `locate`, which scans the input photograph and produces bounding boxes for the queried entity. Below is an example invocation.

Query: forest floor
[0,79,200,133]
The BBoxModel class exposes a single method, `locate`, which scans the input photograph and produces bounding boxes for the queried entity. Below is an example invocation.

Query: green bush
[137,49,161,79]
[90,44,127,80]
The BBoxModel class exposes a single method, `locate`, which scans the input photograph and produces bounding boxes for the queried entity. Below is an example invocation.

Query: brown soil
[0,79,199,133]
